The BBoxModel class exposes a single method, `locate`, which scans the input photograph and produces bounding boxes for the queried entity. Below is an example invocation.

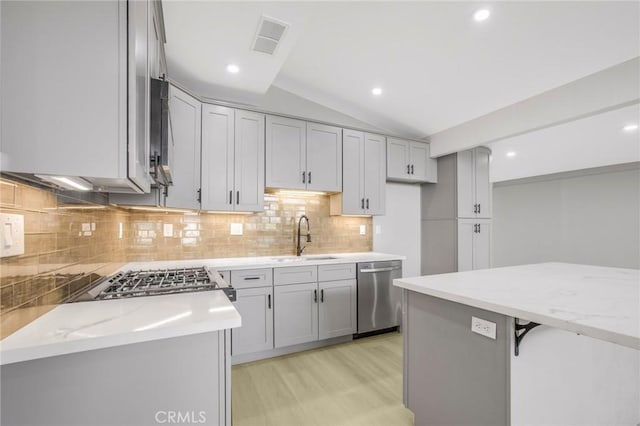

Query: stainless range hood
[149,77,173,187]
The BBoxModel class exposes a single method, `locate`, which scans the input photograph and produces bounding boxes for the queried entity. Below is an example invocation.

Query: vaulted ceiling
[163,1,639,139]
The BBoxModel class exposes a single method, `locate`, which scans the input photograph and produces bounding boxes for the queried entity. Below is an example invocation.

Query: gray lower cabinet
[274,282,319,348]
[318,279,357,340]
[232,287,273,356]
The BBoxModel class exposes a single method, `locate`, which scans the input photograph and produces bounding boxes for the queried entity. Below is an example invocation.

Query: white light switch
[230,223,243,236]
[359,225,366,235]
[471,316,496,340]
[1,213,24,257]
[163,223,173,237]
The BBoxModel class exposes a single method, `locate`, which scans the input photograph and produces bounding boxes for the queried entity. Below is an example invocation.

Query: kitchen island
[1,291,241,426]
[395,263,639,426]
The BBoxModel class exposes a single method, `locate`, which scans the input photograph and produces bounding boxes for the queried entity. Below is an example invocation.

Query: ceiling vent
[252,15,289,55]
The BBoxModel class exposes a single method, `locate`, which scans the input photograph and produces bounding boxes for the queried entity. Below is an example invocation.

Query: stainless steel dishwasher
[357,260,403,334]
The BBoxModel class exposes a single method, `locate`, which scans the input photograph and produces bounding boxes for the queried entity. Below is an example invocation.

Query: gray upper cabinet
[201,105,265,212]
[306,123,343,192]
[266,116,342,192]
[331,130,386,215]
[1,0,156,193]
[457,147,492,218]
[165,85,201,209]
[387,138,437,183]
[266,116,307,190]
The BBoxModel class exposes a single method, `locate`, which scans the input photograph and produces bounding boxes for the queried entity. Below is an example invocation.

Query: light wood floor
[232,332,413,426]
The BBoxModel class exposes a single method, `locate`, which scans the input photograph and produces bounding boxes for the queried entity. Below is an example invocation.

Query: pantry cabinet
[457,219,492,272]
[457,147,492,218]
[1,0,157,193]
[201,105,265,212]
[331,130,386,215]
[265,116,342,192]
[387,138,437,183]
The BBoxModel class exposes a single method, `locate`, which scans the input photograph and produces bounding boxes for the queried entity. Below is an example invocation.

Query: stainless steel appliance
[73,267,235,302]
[357,260,402,334]
[149,77,172,187]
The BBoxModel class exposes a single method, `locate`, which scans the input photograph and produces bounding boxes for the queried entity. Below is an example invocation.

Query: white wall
[492,163,640,269]
[373,183,421,278]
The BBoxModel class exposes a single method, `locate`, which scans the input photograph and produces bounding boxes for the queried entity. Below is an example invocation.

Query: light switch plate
[230,223,243,236]
[163,223,173,237]
[359,225,366,235]
[1,213,25,257]
[471,316,496,340]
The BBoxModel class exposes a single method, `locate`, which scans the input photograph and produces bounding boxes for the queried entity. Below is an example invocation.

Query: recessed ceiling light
[473,9,491,22]
[372,87,383,96]
[623,123,638,132]
[226,64,240,74]
[506,151,517,158]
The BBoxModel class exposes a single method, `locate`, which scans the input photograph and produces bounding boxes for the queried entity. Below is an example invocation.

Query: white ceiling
[488,103,640,182]
[163,1,639,138]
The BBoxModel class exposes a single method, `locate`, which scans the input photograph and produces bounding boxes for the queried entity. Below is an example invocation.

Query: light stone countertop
[1,252,404,365]
[394,262,639,350]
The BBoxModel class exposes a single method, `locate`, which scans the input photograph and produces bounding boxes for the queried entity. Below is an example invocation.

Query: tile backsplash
[0,178,372,321]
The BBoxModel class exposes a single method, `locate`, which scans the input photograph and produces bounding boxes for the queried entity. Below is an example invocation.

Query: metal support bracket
[514,318,541,356]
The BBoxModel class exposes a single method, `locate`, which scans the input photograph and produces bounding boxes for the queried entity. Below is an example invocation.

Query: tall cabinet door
[363,133,386,215]
[319,279,357,340]
[201,105,234,211]
[234,110,265,212]
[265,116,306,190]
[232,287,273,356]
[165,85,201,210]
[387,138,410,180]
[306,123,342,192]
[456,149,476,218]
[341,129,365,214]
[457,219,475,272]
[274,283,318,348]
[474,148,492,218]
[473,220,491,270]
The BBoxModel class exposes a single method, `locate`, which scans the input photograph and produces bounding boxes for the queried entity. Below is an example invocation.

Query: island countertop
[0,290,241,365]
[394,262,639,350]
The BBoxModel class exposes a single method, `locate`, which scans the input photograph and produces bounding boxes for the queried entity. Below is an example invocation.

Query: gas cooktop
[75,267,235,302]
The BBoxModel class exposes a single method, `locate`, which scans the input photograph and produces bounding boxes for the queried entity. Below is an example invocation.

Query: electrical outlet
[359,225,366,235]
[1,213,25,257]
[471,316,496,340]
[163,223,173,237]
[230,223,243,236]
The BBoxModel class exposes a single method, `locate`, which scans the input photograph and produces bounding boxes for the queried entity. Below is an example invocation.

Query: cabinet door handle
[229,190,232,205]
[473,224,477,233]
[268,294,271,309]
[478,224,481,233]
[407,164,410,174]
[314,289,318,303]
[302,171,306,184]
[320,289,324,303]
[366,198,370,209]
[197,189,201,203]
[361,198,365,209]
[308,171,311,184]
[243,276,260,280]
[411,164,414,174]
[236,191,240,204]
[478,204,481,214]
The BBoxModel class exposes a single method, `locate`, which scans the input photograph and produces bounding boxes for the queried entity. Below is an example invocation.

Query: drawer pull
[243,276,261,280]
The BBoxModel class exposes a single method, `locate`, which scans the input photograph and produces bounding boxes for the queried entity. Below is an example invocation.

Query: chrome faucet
[296,215,311,256]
